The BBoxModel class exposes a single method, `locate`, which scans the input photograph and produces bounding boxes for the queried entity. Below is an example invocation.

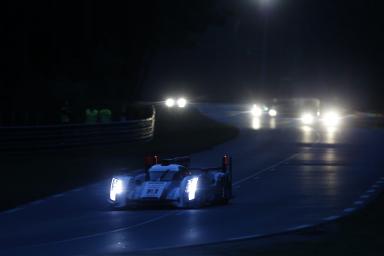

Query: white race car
[109,155,232,209]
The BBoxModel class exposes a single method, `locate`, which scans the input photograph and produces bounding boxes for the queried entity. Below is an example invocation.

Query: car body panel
[109,156,232,209]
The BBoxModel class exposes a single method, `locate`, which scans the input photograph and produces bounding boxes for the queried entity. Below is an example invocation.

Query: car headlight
[251,105,262,117]
[110,178,124,201]
[165,98,175,107]
[301,113,314,125]
[177,97,187,108]
[185,177,199,201]
[323,111,341,126]
[268,109,277,117]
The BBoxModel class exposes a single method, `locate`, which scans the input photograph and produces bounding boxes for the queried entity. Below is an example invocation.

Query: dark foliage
[1,0,221,115]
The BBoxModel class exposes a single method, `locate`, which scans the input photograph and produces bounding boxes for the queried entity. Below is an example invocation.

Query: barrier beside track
[0,108,156,152]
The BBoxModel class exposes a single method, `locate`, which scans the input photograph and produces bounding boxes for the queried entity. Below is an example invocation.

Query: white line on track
[287,224,311,231]
[354,201,364,205]
[372,185,380,188]
[226,234,261,241]
[0,207,23,215]
[233,153,298,186]
[323,216,340,221]
[360,195,370,199]
[31,211,178,247]
[366,189,376,193]
[51,193,65,198]
[28,200,44,205]
[343,208,355,213]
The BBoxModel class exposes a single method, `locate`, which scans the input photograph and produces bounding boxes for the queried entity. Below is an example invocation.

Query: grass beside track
[0,107,238,211]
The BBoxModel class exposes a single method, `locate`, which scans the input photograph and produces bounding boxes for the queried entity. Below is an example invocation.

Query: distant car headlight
[323,111,341,126]
[165,98,175,107]
[110,178,124,201]
[251,105,262,117]
[301,113,315,125]
[185,177,199,201]
[177,97,187,108]
[268,109,277,117]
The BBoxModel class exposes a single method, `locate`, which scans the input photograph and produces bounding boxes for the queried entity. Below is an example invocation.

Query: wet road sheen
[1,104,384,255]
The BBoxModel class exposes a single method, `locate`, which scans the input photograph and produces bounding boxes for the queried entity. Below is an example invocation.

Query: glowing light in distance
[165,98,175,107]
[323,111,341,127]
[251,105,262,116]
[177,97,187,108]
[110,178,123,201]
[301,113,315,125]
[185,177,199,201]
[269,109,277,117]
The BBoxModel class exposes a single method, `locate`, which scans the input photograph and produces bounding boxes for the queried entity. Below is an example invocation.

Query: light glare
[185,177,199,201]
[165,98,175,107]
[251,105,262,116]
[269,109,277,117]
[177,98,187,108]
[323,111,341,126]
[301,113,315,125]
[110,178,123,201]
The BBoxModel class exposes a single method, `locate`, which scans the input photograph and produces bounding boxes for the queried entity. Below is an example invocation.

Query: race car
[109,155,232,209]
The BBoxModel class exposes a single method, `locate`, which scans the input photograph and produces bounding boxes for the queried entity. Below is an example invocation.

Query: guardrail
[0,107,156,152]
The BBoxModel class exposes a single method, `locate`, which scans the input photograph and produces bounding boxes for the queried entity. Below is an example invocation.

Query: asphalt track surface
[1,104,384,255]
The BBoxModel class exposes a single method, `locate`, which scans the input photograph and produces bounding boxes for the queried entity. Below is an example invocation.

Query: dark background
[2,0,384,114]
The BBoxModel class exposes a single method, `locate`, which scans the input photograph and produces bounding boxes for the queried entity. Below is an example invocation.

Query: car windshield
[149,170,177,181]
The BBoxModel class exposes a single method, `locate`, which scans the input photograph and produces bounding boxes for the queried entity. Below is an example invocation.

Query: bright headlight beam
[268,109,277,117]
[301,113,314,125]
[177,98,187,108]
[185,177,199,201]
[251,105,262,117]
[165,98,175,107]
[110,178,123,201]
[323,111,341,126]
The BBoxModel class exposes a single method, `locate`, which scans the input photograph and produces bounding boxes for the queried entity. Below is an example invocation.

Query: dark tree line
[1,0,222,114]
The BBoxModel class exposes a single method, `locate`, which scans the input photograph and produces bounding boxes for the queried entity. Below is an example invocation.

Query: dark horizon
[2,0,384,110]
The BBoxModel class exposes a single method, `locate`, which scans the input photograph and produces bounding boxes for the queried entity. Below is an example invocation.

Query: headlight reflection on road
[252,117,262,130]
[301,125,314,144]
[251,117,277,130]
[269,118,276,129]
[323,125,339,144]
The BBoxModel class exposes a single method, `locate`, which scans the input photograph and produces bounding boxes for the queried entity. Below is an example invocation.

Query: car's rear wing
[190,154,232,175]
[144,155,191,170]
[145,154,232,177]
[161,156,191,167]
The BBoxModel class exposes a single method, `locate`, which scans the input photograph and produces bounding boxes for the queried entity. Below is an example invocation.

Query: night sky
[2,0,384,110]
